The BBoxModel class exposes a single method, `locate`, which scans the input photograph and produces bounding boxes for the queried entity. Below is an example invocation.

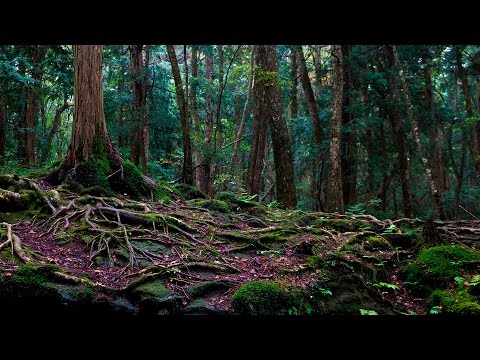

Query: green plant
[369,282,400,291]
[318,287,333,296]
[359,309,378,315]
[429,306,441,314]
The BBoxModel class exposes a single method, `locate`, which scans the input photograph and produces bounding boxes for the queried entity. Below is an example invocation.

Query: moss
[400,245,480,295]
[314,218,366,232]
[64,157,113,196]
[154,187,172,204]
[187,281,232,298]
[258,231,290,242]
[427,289,480,315]
[232,280,303,315]
[364,236,391,250]
[175,183,206,200]
[132,280,171,299]
[109,160,154,200]
[217,192,255,211]
[222,231,252,242]
[307,256,328,269]
[192,199,230,213]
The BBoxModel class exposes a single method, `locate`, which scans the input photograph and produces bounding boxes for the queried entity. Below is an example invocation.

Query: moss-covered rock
[192,199,230,213]
[314,218,367,232]
[364,236,391,250]
[131,280,171,300]
[175,183,206,200]
[427,289,480,315]
[232,280,302,315]
[217,192,256,211]
[187,281,232,298]
[400,245,480,295]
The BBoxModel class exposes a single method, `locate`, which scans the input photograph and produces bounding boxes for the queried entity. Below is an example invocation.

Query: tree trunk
[199,50,214,195]
[390,45,445,219]
[0,45,6,166]
[129,45,148,175]
[326,45,344,213]
[190,45,201,186]
[289,49,298,119]
[25,45,45,166]
[117,45,126,148]
[41,96,69,164]
[456,47,480,175]
[341,44,356,206]
[384,46,414,218]
[297,46,323,210]
[258,45,297,209]
[314,45,322,97]
[65,45,121,168]
[230,48,254,177]
[166,45,193,185]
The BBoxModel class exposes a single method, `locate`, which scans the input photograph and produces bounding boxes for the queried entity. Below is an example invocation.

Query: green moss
[364,236,391,250]
[314,218,366,232]
[427,289,480,315]
[154,187,172,204]
[109,160,153,199]
[175,183,206,200]
[132,280,171,299]
[192,199,230,213]
[232,280,303,315]
[222,231,252,242]
[401,245,480,295]
[258,231,290,242]
[217,192,255,211]
[187,281,232,298]
[307,256,328,269]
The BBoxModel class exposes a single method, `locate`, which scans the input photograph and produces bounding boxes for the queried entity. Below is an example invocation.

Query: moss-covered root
[0,222,31,262]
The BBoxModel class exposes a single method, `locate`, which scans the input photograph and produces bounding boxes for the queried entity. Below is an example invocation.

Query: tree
[251,45,297,209]
[166,45,193,185]
[0,45,6,166]
[326,45,344,213]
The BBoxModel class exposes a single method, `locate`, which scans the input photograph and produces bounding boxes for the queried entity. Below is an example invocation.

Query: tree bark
[190,46,201,186]
[391,45,445,219]
[341,44,356,206]
[326,45,344,213]
[297,46,323,210]
[199,50,214,195]
[289,48,298,119]
[0,45,6,166]
[314,45,322,97]
[65,45,121,168]
[384,46,414,218]
[230,48,254,177]
[456,46,480,175]
[166,45,193,185]
[41,96,70,164]
[253,45,297,209]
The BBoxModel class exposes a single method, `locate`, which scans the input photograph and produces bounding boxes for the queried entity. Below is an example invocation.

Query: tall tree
[297,46,323,210]
[391,45,445,220]
[166,45,193,185]
[252,45,297,209]
[0,45,6,166]
[341,44,356,206]
[384,46,414,218]
[129,45,149,175]
[289,48,298,119]
[199,49,214,195]
[190,45,201,186]
[326,45,344,213]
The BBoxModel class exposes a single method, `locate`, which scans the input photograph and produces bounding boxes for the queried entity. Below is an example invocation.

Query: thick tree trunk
[230,48,254,177]
[117,45,126,148]
[129,45,149,175]
[65,45,120,168]
[166,45,193,185]
[199,50,214,195]
[297,46,323,210]
[391,46,445,219]
[341,45,356,206]
[384,46,414,218]
[289,49,298,119]
[326,45,344,213]
[0,45,6,166]
[259,45,297,209]
[314,45,322,97]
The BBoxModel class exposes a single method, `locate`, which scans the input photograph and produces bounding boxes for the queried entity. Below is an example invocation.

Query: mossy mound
[314,218,367,232]
[232,280,303,315]
[187,281,232,298]
[427,289,480,315]
[217,192,256,211]
[364,236,391,250]
[175,183,206,200]
[192,199,230,213]
[109,160,155,200]
[130,280,171,300]
[400,245,480,295]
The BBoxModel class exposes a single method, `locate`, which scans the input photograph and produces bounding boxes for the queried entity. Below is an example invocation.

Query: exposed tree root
[0,222,30,262]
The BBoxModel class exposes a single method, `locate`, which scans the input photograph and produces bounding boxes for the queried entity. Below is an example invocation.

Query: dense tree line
[1,45,480,220]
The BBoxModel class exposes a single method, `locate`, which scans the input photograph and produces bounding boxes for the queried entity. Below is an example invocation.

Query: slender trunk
[392,184,398,219]
[230,48,254,177]
[314,45,322,97]
[385,46,414,218]
[253,45,296,209]
[199,50,214,195]
[0,45,6,165]
[42,97,69,163]
[190,46,201,186]
[289,49,298,119]
[215,45,224,152]
[297,46,323,210]
[341,44,356,206]
[326,45,344,213]
[166,45,193,185]
[456,47,479,175]
[390,46,445,219]
[117,45,125,148]
[142,45,150,175]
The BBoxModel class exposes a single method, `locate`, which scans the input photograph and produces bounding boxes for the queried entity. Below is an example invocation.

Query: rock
[180,299,229,315]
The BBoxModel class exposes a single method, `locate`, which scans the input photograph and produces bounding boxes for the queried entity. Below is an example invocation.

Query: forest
[1,44,480,316]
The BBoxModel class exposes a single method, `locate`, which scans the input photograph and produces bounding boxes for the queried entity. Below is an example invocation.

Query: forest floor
[1,174,480,316]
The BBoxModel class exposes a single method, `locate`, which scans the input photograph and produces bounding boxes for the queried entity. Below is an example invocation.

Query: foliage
[359,309,378,315]
[427,289,480,315]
